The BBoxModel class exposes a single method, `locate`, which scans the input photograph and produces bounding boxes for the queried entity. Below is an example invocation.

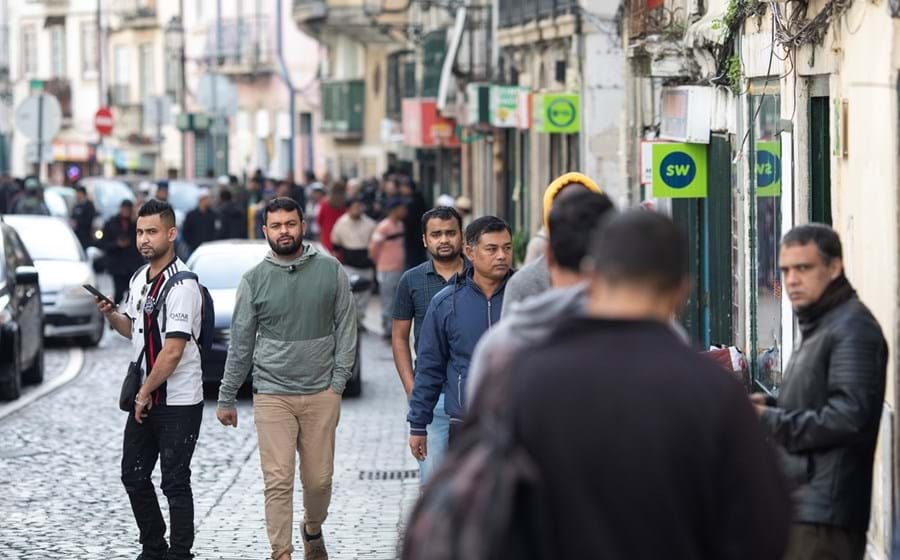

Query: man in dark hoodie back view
[506,210,791,559]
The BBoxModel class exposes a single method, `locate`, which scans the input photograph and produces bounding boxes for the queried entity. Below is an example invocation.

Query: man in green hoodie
[216,197,357,560]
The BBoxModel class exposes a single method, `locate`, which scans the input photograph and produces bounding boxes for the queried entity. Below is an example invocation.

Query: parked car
[152,180,201,225]
[44,186,75,218]
[4,215,105,346]
[79,177,136,244]
[185,239,366,397]
[0,219,45,400]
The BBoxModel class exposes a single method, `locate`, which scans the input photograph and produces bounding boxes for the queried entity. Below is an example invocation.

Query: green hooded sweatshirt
[217,243,357,408]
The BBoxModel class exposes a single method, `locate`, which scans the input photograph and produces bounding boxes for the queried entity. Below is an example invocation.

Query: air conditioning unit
[659,86,712,144]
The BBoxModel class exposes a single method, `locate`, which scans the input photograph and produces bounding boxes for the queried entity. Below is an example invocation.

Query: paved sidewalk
[0,326,418,559]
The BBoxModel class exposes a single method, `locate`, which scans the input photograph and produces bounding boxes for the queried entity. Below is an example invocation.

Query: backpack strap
[153,270,201,345]
[129,264,150,290]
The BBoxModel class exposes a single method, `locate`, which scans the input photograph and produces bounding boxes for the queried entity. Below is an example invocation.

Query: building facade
[184,0,320,181]
[6,0,109,182]
[626,0,900,554]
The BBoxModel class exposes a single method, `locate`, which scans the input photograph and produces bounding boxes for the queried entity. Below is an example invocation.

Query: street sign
[15,94,63,140]
[532,93,581,134]
[197,74,238,117]
[94,107,114,136]
[651,142,708,198]
[25,141,53,164]
[755,141,782,197]
[143,95,173,128]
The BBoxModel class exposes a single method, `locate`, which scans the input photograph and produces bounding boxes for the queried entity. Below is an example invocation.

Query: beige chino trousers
[254,390,341,559]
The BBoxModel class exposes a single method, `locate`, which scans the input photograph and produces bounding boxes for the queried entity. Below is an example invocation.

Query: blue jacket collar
[453,265,512,299]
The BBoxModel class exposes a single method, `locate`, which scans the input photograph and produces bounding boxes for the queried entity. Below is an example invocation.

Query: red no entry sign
[94,107,114,136]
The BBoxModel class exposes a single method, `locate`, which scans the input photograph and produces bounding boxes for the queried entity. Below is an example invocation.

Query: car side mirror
[15,266,39,286]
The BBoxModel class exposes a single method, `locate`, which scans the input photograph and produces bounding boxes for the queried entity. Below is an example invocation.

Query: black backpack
[400,368,548,560]
[154,270,215,354]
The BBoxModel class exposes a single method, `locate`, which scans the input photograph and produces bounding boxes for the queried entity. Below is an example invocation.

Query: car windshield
[90,179,135,219]
[189,247,267,290]
[167,181,201,213]
[4,217,84,262]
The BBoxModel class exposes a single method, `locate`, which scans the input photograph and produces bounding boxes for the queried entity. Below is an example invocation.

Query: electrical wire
[734,8,778,160]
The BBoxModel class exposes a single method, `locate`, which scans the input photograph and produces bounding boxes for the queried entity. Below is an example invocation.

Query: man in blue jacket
[407,216,513,460]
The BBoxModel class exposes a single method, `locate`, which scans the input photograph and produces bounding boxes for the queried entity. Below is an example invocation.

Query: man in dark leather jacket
[752,224,887,560]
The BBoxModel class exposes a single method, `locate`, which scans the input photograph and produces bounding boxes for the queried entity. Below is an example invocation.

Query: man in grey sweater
[468,190,614,400]
[217,197,357,560]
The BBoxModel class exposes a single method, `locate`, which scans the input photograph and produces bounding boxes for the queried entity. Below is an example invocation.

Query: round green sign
[547,98,577,128]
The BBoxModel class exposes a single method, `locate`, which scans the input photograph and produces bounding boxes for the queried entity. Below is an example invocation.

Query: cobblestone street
[0,328,418,559]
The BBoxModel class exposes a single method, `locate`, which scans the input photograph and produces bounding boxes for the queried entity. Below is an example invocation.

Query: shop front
[401,98,461,207]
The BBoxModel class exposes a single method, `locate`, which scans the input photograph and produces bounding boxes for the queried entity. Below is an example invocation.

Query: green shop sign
[652,143,708,198]
[755,141,781,197]
[533,93,580,134]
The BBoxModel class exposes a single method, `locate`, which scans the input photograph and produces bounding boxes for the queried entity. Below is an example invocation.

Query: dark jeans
[122,403,203,560]
[783,523,867,560]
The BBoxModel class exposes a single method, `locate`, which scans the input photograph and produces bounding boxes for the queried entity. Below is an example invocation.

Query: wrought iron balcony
[293,0,328,23]
[204,16,275,77]
[499,0,576,28]
[628,0,687,40]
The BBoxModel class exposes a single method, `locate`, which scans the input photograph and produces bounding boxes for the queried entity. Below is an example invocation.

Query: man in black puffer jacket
[753,223,887,560]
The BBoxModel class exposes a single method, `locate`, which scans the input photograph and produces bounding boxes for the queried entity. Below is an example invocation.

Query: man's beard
[268,234,303,256]
[429,245,461,263]
[140,243,168,262]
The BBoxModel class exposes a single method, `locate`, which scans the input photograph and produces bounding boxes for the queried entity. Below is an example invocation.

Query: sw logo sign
[661,152,697,189]
[652,143,708,199]
[755,142,782,197]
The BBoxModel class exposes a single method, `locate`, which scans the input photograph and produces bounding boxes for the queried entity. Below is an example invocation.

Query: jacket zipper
[487,299,493,330]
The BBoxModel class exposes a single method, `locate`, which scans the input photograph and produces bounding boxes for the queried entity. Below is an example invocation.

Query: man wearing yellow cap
[501,172,603,317]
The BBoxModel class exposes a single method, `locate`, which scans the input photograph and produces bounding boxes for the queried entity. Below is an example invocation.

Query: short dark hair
[589,210,688,291]
[422,206,463,235]
[219,189,233,202]
[137,198,176,228]
[264,197,304,225]
[549,191,615,272]
[465,215,511,246]
[781,223,842,263]
[74,186,87,195]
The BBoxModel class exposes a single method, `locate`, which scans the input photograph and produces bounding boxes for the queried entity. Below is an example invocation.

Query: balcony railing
[499,0,576,28]
[628,0,686,40]
[205,16,275,75]
[321,80,364,139]
[117,0,157,29]
[293,0,328,23]
[109,84,134,107]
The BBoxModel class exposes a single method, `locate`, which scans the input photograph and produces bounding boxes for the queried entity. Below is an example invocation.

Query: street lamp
[164,16,187,176]
[164,16,185,103]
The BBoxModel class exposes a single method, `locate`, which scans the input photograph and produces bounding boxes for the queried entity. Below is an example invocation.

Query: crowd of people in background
[0,168,473,321]
[4,161,885,560]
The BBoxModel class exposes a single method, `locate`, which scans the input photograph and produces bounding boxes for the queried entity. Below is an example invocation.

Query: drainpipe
[276,0,296,181]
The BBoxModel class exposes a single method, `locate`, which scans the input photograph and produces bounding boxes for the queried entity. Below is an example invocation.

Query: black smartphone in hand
[83,284,115,307]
